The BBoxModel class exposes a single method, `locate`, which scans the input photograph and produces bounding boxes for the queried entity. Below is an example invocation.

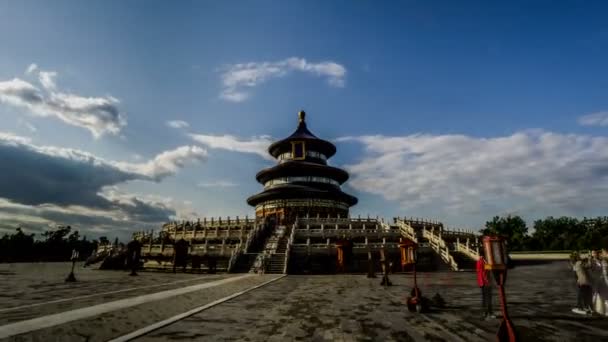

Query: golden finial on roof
[298,110,306,123]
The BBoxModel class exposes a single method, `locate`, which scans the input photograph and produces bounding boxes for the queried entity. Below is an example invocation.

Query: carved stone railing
[423,228,459,271]
[283,223,297,274]
[294,228,400,239]
[290,242,401,251]
[295,218,382,231]
[227,244,241,272]
[454,237,481,260]
[395,219,417,242]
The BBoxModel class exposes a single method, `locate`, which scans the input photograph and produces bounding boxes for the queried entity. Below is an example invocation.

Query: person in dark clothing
[126,239,141,276]
[172,239,189,273]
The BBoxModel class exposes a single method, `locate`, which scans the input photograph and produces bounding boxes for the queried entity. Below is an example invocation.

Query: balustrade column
[148,230,153,252]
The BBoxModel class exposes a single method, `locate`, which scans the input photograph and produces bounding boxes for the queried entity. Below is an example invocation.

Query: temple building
[247,111,358,224]
[134,110,481,274]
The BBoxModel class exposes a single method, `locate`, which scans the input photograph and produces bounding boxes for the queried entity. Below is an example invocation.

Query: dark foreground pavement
[2,261,608,341]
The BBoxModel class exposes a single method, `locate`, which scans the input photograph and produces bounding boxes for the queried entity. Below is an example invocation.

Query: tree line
[481,215,608,251]
[0,226,113,263]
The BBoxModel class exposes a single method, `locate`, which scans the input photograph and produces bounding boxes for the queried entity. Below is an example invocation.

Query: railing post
[149,230,154,252]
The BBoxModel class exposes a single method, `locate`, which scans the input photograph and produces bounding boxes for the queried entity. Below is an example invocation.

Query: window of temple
[264,176,340,188]
[278,150,327,161]
[291,141,306,160]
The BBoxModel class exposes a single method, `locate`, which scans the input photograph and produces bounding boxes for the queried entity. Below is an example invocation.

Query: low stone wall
[509,252,570,260]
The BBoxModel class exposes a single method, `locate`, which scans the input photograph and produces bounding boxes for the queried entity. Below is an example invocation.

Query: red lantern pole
[495,271,517,342]
[483,236,518,342]
[406,241,423,313]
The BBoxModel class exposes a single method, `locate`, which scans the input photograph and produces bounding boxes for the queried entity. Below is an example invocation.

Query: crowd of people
[571,249,608,316]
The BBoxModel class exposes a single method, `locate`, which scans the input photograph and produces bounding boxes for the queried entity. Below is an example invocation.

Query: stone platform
[1,261,607,341]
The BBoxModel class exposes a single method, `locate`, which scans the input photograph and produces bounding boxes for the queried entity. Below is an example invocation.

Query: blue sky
[1,1,608,239]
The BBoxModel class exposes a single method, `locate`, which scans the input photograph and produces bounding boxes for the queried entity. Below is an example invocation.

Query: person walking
[572,255,593,315]
[476,255,495,319]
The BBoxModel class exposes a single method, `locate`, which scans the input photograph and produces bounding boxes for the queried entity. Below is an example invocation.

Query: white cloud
[0,65,126,138]
[197,180,238,188]
[219,57,346,102]
[116,145,208,181]
[38,71,57,90]
[189,133,273,160]
[0,131,32,144]
[340,131,608,221]
[579,111,608,127]
[166,120,190,129]
[26,63,38,75]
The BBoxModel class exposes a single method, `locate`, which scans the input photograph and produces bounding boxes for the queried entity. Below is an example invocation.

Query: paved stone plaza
[1,261,608,341]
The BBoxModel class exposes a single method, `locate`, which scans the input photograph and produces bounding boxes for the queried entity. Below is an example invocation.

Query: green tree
[532,216,581,250]
[481,215,528,251]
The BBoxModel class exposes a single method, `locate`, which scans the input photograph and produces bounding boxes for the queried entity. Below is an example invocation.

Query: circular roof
[256,161,349,184]
[246,184,358,207]
[268,111,336,158]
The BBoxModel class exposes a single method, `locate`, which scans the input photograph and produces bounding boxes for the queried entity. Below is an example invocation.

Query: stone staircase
[395,218,481,271]
[230,219,275,273]
[266,253,286,274]
[450,251,476,270]
[258,225,292,274]
[230,253,258,273]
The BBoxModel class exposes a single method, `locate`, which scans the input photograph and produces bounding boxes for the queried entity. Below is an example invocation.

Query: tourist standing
[572,256,593,315]
[476,255,494,319]
[590,250,605,315]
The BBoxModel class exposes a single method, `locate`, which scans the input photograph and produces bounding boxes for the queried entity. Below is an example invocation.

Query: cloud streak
[219,57,346,102]
[166,120,190,129]
[0,65,126,138]
[189,133,273,160]
[197,180,238,188]
[340,131,608,221]
[579,111,608,127]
